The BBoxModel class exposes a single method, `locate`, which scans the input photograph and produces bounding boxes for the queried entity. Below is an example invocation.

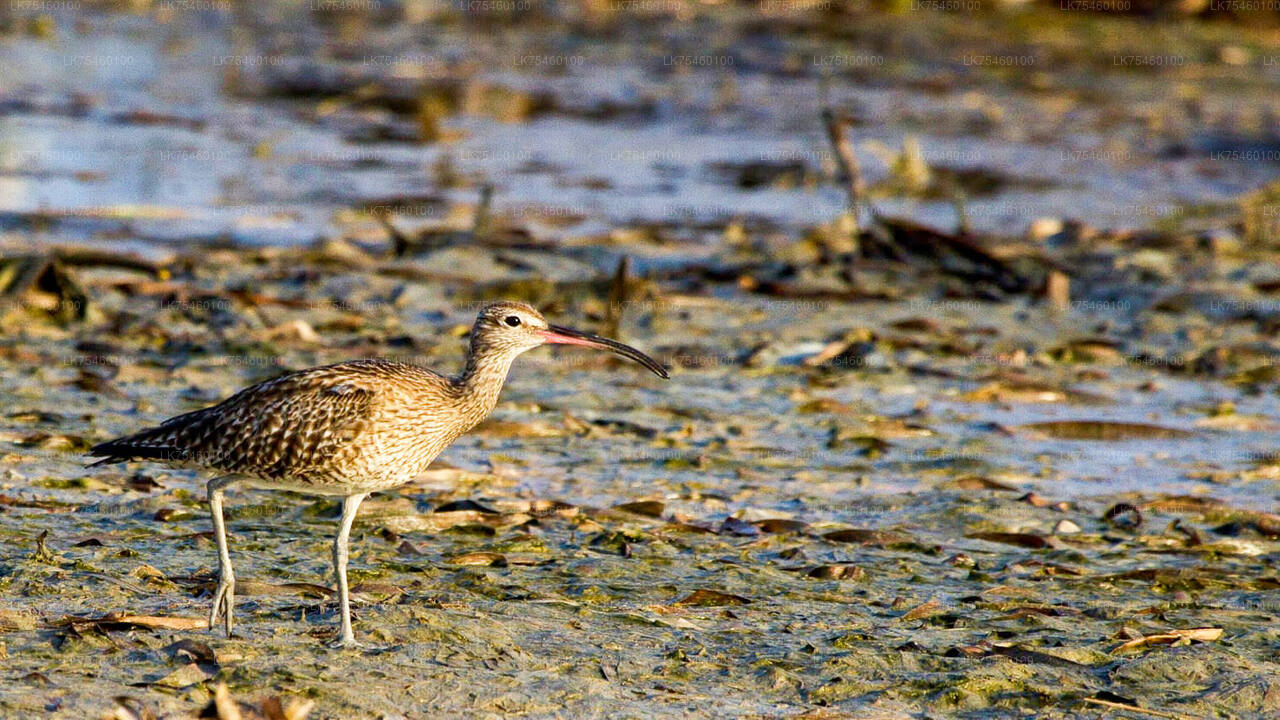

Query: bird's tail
[86,427,189,468]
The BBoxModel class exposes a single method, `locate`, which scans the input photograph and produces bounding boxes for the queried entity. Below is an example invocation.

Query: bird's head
[470,301,668,378]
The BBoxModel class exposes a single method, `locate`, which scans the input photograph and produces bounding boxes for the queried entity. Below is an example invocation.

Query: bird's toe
[326,636,366,651]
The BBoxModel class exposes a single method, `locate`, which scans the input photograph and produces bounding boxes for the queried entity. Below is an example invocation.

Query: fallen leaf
[961,382,1080,404]
[805,565,865,581]
[235,581,332,598]
[1082,696,1192,720]
[1018,421,1193,441]
[1112,627,1223,654]
[350,583,404,599]
[447,552,508,567]
[262,696,315,720]
[1141,496,1224,513]
[718,516,761,536]
[213,682,242,720]
[433,499,500,514]
[615,500,664,518]
[822,528,912,547]
[111,696,156,720]
[900,599,945,621]
[965,532,1050,549]
[59,613,207,631]
[152,662,212,689]
[528,499,577,518]
[753,518,809,534]
[671,589,751,607]
[1103,503,1143,530]
[989,644,1088,668]
[952,475,1020,492]
[164,639,218,670]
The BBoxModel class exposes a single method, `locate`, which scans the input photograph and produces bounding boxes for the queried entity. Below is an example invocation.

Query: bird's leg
[207,475,237,638]
[329,492,368,649]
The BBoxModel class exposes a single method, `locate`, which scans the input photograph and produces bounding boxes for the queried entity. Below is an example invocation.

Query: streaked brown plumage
[89,301,668,647]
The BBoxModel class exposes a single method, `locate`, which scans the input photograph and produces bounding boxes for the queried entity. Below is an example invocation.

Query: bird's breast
[348,399,476,484]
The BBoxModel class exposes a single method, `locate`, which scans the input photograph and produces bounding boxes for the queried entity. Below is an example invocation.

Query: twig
[55,249,166,277]
[952,186,970,235]
[373,208,411,257]
[603,255,629,339]
[472,183,494,243]
[821,108,867,230]
[1081,697,1194,720]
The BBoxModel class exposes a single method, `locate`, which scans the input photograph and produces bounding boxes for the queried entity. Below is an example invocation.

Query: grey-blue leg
[207,475,239,637]
[330,492,369,648]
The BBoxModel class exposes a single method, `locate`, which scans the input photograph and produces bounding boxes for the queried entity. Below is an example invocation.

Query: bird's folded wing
[90,370,379,478]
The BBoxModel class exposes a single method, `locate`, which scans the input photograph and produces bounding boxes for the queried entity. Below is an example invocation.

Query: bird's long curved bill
[541,325,669,378]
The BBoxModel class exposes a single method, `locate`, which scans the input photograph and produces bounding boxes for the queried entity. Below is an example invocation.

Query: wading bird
[89,301,668,647]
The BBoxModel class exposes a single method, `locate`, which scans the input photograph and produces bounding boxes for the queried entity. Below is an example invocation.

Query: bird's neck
[454,344,519,420]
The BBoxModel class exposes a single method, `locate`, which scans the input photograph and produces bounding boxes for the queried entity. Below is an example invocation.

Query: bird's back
[90,359,464,493]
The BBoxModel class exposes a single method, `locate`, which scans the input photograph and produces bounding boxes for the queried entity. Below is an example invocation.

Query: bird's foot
[208,576,235,638]
[326,634,365,651]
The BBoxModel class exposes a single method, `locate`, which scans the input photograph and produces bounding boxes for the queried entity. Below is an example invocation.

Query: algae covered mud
[2,0,1280,718]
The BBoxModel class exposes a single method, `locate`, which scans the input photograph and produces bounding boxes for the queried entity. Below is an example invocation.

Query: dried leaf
[718,516,761,536]
[1103,503,1143,530]
[965,532,1050,549]
[822,528,912,547]
[961,382,1077,404]
[433,499,500,514]
[989,644,1087,668]
[447,552,508,567]
[350,583,404,599]
[163,639,218,670]
[528,499,578,518]
[111,696,156,720]
[261,696,315,720]
[952,475,1019,492]
[1081,696,1191,720]
[661,521,717,534]
[900,599,945,621]
[61,613,207,631]
[615,500,665,518]
[753,518,809,534]
[213,682,242,720]
[1141,496,1224,513]
[672,589,751,607]
[1112,627,1223,654]
[234,580,332,598]
[284,699,315,720]
[262,697,288,720]
[806,565,865,581]
[153,662,212,689]
[1019,492,1054,507]
[1019,421,1193,441]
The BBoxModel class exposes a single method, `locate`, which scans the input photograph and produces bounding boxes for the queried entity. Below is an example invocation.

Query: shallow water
[1,2,1279,719]
[2,4,1277,246]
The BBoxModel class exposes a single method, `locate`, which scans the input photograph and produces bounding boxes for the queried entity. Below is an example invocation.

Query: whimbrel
[89,301,668,647]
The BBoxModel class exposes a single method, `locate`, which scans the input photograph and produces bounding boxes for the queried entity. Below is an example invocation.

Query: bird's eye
[504,316,522,327]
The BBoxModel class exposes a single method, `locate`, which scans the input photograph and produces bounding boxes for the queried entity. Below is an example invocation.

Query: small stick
[1081,697,1192,720]
[603,255,630,339]
[472,183,494,243]
[952,186,970,235]
[373,208,411,257]
[821,108,866,230]
[54,249,166,277]
[1044,270,1070,312]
